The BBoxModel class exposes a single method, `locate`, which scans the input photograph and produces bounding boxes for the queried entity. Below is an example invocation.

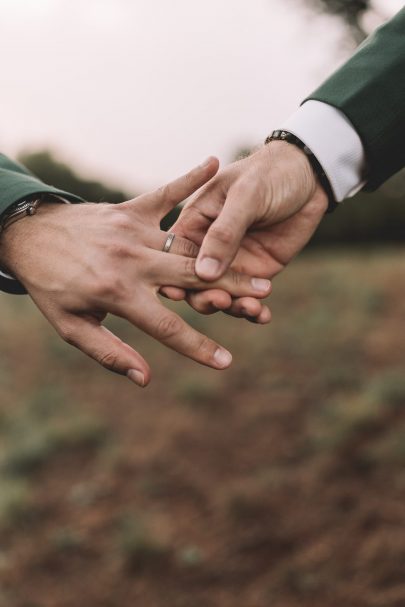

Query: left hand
[0,159,271,386]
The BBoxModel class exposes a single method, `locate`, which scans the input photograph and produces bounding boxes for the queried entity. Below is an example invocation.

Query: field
[1,249,405,607]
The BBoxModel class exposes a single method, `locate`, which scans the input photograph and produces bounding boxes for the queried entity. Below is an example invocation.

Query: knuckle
[109,210,133,231]
[210,224,234,246]
[155,314,183,341]
[98,350,119,370]
[58,323,77,346]
[157,184,175,205]
[184,257,197,278]
[188,294,211,315]
[179,238,199,257]
[196,335,216,360]
[92,275,127,301]
[106,241,131,259]
[228,268,242,287]
[235,177,251,196]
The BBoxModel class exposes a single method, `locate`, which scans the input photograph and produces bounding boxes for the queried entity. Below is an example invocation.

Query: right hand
[163,141,328,320]
[0,159,271,387]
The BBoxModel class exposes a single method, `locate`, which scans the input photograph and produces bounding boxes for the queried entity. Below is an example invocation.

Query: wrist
[266,131,336,213]
[262,140,328,221]
[0,201,64,278]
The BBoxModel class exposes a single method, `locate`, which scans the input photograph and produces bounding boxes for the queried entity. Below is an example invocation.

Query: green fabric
[0,153,83,214]
[306,8,405,191]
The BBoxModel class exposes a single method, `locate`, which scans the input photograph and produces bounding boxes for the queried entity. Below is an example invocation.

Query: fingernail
[127,369,145,387]
[196,257,220,278]
[251,278,271,293]
[214,348,232,369]
[199,157,212,168]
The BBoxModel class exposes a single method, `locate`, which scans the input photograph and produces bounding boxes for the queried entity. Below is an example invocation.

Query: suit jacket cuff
[0,154,83,215]
[280,100,367,202]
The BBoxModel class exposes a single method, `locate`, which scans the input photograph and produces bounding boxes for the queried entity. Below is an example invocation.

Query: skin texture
[163,141,329,319]
[0,160,272,387]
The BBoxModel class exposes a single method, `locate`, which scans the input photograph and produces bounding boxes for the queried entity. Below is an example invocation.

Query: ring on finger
[162,232,176,253]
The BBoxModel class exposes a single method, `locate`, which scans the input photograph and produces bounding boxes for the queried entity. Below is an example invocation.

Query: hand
[0,160,271,386]
[164,141,328,319]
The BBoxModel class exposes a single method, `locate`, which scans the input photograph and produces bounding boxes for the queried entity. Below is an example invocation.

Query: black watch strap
[265,130,338,214]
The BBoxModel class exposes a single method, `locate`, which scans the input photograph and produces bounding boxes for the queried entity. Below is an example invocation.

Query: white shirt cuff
[280,100,367,202]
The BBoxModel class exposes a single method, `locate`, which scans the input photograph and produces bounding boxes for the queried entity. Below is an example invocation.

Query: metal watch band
[265,130,338,214]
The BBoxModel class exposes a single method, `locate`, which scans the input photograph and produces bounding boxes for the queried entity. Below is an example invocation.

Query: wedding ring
[162,232,176,253]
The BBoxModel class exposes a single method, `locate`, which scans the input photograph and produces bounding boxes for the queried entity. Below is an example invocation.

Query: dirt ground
[0,250,405,607]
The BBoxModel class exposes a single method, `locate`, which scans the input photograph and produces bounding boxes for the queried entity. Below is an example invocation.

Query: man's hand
[165,141,328,319]
[0,159,271,386]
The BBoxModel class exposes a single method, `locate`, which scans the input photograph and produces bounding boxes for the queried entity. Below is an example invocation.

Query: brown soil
[1,250,405,607]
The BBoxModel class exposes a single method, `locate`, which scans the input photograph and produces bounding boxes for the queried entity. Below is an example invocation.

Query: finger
[160,286,186,301]
[256,305,272,324]
[186,292,271,323]
[57,314,151,387]
[186,289,233,315]
[195,186,254,281]
[121,297,232,370]
[224,298,272,324]
[147,250,272,299]
[162,287,271,323]
[158,286,228,310]
[134,157,219,220]
[148,230,200,258]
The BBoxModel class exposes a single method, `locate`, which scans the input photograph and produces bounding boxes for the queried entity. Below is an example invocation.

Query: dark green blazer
[0,154,82,215]
[307,7,405,191]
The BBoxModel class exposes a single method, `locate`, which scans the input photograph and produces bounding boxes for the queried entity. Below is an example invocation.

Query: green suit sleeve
[305,8,405,191]
[0,153,83,214]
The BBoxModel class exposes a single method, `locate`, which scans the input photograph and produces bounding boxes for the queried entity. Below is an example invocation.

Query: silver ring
[162,232,176,253]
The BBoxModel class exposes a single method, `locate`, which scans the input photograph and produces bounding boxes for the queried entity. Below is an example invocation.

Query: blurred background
[1,1,405,606]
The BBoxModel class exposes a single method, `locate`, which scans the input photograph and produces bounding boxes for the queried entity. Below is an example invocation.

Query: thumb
[135,156,219,220]
[57,314,151,387]
[195,187,252,281]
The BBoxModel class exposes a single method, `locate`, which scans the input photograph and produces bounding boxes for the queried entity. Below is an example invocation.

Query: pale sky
[0,0,403,194]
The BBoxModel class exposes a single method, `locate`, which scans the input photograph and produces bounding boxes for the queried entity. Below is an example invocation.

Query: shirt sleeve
[279,99,367,202]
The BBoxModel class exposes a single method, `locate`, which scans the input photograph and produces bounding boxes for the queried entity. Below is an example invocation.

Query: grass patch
[0,478,32,529]
[0,387,108,479]
[176,545,204,568]
[49,527,84,553]
[174,374,220,409]
[0,385,108,530]
[308,370,405,454]
[117,514,170,571]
